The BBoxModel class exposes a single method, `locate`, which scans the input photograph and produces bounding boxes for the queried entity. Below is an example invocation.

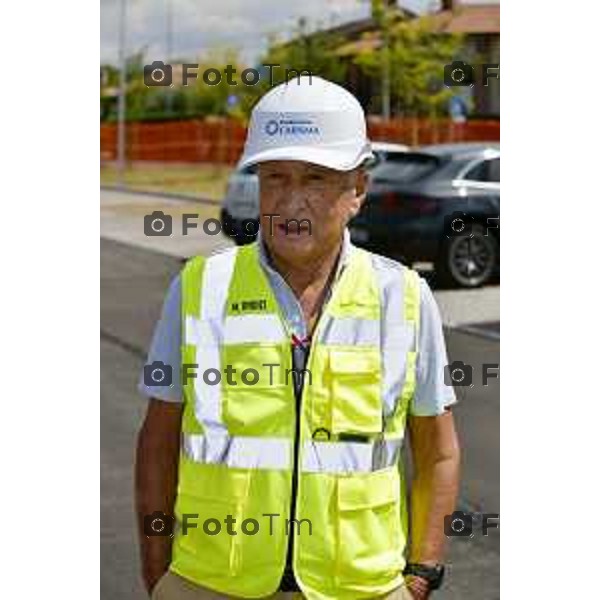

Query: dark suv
[350,142,500,288]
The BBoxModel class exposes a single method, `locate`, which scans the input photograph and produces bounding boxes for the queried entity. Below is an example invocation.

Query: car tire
[221,209,258,245]
[436,224,498,288]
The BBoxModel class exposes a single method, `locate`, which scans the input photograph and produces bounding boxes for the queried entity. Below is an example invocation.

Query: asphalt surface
[101,237,499,600]
[100,189,500,332]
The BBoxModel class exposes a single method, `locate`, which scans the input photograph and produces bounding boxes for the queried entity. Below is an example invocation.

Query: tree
[179,49,254,119]
[355,2,464,142]
[260,17,348,88]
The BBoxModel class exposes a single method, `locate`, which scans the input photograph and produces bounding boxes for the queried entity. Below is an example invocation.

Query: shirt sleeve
[137,274,183,402]
[410,277,457,416]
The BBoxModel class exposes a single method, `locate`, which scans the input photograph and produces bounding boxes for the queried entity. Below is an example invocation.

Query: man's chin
[268,235,318,261]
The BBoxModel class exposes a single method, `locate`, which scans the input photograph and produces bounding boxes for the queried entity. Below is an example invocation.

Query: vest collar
[257,227,354,287]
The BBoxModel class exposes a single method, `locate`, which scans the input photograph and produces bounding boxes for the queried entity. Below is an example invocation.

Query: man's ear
[349,167,368,216]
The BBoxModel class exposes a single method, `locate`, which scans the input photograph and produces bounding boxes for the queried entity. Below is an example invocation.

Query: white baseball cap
[238,76,374,172]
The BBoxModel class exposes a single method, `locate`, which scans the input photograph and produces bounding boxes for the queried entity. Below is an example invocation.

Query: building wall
[469,34,500,117]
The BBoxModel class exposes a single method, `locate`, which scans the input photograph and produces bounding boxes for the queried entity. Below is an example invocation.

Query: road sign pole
[117,0,127,187]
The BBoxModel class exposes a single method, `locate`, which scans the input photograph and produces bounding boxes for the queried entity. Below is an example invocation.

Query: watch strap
[403,563,445,591]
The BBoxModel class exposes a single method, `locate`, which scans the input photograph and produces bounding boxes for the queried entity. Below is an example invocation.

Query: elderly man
[136,76,460,600]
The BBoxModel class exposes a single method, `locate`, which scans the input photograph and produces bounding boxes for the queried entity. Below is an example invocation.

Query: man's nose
[285,187,310,211]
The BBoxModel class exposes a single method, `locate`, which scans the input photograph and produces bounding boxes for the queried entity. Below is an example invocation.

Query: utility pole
[167,0,173,60]
[371,0,391,120]
[117,0,127,187]
[166,0,173,114]
[382,25,391,120]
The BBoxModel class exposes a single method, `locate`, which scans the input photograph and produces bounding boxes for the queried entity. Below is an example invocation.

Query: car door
[225,164,260,220]
[453,154,500,237]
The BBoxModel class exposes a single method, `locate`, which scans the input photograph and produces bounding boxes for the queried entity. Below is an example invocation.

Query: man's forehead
[258,160,343,176]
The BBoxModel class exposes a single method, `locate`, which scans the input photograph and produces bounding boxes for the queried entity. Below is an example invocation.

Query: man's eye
[262,175,280,184]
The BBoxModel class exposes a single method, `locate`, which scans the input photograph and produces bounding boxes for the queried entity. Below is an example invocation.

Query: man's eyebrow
[305,165,338,176]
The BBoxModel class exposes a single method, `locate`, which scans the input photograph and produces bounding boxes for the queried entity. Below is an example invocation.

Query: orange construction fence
[100,117,499,164]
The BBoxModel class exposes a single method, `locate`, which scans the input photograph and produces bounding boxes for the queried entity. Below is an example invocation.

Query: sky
[100,0,444,67]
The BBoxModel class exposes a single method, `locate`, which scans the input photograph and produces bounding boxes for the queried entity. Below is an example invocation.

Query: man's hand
[405,575,430,599]
[142,562,168,596]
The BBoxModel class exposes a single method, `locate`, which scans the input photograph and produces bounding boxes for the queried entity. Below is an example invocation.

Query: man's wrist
[403,563,445,591]
[409,558,438,567]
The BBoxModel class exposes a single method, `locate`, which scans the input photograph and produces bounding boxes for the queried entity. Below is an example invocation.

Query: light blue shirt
[138,232,456,416]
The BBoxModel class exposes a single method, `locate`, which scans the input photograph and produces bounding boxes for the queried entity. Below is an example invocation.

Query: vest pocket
[174,464,251,577]
[328,348,382,434]
[222,344,289,388]
[335,468,402,585]
[222,344,292,436]
[175,495,243,575]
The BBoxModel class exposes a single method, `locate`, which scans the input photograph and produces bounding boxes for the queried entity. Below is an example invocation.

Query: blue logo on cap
[264,118,320,137]
[265,120,279,135]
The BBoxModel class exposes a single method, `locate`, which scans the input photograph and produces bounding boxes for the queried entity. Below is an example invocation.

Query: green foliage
[101,48,257,122]
[100,7,464,125]
[100,18,352,123]
[259,17,348,87]
[355,2,465,117]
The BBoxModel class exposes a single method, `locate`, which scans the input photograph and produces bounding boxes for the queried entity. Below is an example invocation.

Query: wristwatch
[403,563,445,591]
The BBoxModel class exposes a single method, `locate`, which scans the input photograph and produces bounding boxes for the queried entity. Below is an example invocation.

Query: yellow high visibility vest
[171,243,420,599]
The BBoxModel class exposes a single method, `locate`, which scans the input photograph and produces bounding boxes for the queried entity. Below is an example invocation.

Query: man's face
[258,160,366,265]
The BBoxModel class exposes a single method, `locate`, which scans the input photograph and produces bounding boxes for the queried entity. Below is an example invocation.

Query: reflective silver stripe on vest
[183,434,292,470]
[185,248,238,434]
[201,248,238,321]
[301,438,403,474]
[224,314,287,344]
[317,316,380,346]
[379,264,418,420]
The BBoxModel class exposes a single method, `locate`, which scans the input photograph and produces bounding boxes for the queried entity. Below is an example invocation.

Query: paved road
[101,189,500,333]
[101,237,499,600]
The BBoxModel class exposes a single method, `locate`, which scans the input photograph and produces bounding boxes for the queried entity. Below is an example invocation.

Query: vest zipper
[284,342,303,586]
[286,310,328,590]
[272,253,347,588]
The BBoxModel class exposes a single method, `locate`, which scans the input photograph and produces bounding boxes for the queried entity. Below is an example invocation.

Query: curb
[101,185,220,206]
[450,324,500,342]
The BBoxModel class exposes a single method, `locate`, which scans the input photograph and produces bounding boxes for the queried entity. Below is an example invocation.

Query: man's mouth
[277,221,311,235]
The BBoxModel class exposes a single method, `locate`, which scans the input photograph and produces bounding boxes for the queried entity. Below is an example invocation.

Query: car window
[371,153,440,183]
[464,158,500,183]
[488,158,500,182]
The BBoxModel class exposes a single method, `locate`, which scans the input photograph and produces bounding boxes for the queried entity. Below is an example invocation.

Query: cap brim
[238,144,374,172]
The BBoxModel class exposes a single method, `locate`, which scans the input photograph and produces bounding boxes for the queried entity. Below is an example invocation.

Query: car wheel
[436,224,498,288]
